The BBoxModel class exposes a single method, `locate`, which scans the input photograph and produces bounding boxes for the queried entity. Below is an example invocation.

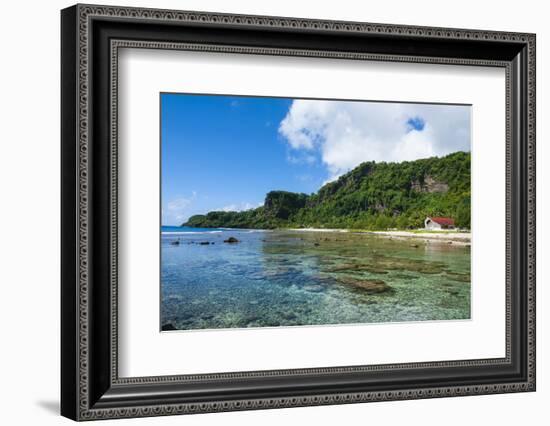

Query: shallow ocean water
[160,227,471,331]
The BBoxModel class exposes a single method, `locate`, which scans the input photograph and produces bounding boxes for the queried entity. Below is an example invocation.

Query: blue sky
[161,93,470,225]
[161,94,327,225]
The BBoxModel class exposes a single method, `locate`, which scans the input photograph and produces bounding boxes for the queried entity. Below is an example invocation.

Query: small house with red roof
[424,216,455,230]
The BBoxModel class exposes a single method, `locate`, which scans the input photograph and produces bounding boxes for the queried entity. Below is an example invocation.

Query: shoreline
[172,226,471,246]
[287,227,471,245]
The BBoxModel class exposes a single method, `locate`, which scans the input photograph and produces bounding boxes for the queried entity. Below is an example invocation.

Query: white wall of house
[425,217,442,230]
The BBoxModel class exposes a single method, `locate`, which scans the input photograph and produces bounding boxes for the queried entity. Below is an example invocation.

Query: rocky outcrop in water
[161,323,177,331]
[223,237,239,243]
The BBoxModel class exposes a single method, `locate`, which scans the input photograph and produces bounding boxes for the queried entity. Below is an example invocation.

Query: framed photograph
[61,4,536,421]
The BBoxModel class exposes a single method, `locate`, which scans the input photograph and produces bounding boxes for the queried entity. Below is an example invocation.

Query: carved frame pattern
[61,3,536,421]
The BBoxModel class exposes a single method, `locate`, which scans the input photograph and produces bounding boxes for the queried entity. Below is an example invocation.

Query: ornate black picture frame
[61,4,536,421]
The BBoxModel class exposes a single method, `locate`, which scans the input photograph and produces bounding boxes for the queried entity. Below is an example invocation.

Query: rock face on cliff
[314,162,373,203]
[264,191,309,220]
[411,175,449,193]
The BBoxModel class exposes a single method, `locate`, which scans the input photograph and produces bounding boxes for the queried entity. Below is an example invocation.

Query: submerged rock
[323,263,388,275]
[170,240,180,246]
[303,284,325,293]
[161,323,177,331]
[367,255,446,274]
[445,271,471,283]
[224,237,240,243]
[336,277,393,294]
[393,273,418,280]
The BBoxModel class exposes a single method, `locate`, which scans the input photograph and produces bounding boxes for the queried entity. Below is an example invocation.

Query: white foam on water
[161,231,223,235]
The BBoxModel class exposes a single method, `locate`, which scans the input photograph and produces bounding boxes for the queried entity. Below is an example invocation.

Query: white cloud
[219,202,263,212]
[286,153,317,165]
[278,100,470,182]
[163,192,197,225]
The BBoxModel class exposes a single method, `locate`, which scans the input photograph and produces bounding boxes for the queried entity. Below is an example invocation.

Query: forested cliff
[184,151,470,230]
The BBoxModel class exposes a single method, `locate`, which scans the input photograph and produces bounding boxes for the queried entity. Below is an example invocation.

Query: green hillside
[184,151,471,230]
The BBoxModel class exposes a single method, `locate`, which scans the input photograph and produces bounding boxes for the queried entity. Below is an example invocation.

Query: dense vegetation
[184,151,471,230]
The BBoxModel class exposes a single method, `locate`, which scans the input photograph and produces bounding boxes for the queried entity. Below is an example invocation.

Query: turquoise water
[161,227,471,331]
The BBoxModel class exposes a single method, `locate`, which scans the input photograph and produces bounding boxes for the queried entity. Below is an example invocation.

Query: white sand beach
[288,228,350,233]
[288,228,471,246]
[368,230,471,245]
